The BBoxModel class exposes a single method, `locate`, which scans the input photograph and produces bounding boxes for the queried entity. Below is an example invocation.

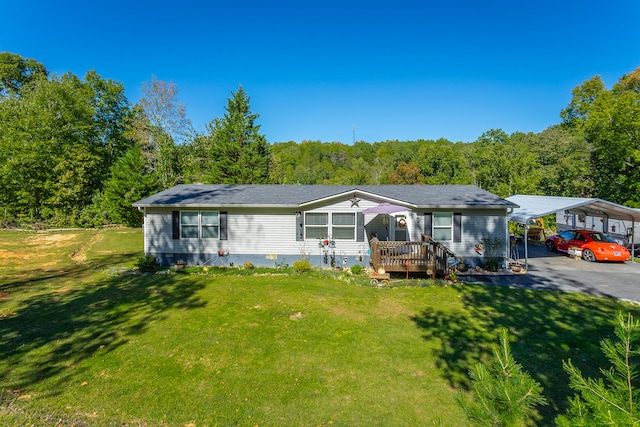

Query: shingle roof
[133,184,517,209]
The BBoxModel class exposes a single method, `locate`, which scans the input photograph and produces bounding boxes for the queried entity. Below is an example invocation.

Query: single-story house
[132,184,518,268]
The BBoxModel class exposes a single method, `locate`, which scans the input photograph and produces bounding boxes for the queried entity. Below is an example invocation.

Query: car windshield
[588,232,615,243]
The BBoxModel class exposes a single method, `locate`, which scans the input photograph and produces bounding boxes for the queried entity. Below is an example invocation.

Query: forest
[1,52,639,228]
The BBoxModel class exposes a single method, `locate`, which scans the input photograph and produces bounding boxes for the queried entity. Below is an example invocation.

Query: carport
[506,195,640,269]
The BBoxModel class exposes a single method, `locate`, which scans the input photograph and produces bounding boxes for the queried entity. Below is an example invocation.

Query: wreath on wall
[397,218,407,228]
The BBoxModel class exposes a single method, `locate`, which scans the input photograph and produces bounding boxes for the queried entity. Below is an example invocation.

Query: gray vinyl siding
[409,209,508,259]
[457,209,508,258]
[145,207,299,256]
[142,203,509,265]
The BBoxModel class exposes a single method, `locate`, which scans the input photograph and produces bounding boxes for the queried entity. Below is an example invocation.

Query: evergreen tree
[200,86,271,184]
[557,312,640,426]
[99,145,160,226]
[458,327,546,426]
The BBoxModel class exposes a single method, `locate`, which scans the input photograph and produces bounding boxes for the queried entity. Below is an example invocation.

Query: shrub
[135,255,159,272]
[244,261,254,269]
[293,259,312,273]
[351,264,364,275]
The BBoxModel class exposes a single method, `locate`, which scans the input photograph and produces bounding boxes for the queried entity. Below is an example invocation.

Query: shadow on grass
[410,283,640,425]
[0,268,206,397]
[0,249,145,292]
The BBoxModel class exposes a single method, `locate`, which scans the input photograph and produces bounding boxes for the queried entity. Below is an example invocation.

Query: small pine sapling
[556,312,640,427]
[458,327,546,426]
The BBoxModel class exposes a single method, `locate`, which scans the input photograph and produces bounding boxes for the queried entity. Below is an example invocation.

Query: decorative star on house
[349,195,361,207]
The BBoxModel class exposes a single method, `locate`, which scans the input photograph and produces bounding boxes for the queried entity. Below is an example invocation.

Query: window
[305,212,356,240]
[559,231,575,240]
[180,212,199,239]
[201,211,220,238]
[305,213,328,239]
[433,212,453,241]
[180,211,219,239]
[332,213,355,240]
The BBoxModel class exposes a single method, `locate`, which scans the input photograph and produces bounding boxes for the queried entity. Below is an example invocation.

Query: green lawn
[1,228,638,426]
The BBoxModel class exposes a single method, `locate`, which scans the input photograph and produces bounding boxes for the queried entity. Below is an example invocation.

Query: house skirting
[151,252,371,269]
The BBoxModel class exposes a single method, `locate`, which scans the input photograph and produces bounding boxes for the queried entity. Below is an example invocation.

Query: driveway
[459,244,640,303]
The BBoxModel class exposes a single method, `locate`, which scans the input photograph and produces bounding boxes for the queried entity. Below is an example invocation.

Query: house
[132,184,518,268]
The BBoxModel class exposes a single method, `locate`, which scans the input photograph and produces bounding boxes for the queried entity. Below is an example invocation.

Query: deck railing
[369,234,455,278]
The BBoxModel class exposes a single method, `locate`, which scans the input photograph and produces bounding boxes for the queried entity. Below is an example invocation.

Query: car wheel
[545,240,556,252]
[582,249,597,262]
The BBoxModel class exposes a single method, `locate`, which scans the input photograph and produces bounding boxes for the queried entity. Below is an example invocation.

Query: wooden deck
[369,235,455,279]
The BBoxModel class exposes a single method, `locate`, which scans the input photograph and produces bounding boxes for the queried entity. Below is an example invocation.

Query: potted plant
[445,269,458,284]
[174,260,187,270]
[457,257,469,272]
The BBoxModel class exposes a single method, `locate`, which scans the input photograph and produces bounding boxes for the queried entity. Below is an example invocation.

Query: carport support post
[633,219,637,263]
[524,223,529,270]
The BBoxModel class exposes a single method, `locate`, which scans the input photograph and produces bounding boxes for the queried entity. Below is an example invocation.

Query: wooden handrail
[369,235,455,278]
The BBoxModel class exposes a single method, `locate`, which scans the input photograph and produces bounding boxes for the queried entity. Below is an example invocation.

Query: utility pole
[352,125,356,144]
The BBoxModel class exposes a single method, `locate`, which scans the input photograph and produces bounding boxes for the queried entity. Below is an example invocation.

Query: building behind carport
[506,195,640,269]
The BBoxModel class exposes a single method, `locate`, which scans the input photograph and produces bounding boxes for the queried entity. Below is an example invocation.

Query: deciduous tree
[135,76,193,188]
[0,52,48,97]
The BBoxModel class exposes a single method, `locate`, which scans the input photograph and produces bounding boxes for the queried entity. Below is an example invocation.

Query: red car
[545,229,631,262]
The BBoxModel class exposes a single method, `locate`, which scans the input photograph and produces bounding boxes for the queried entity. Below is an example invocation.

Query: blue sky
[2,0,639,143]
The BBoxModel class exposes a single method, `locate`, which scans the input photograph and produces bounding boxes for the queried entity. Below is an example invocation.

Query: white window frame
[305,212,329,240]
[305,212,356,241]
[433,212,453,241]
[180,211,219,239]
[331,212,356,240]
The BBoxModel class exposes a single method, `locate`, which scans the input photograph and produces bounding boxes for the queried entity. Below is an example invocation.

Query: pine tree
[458,327,546,426]
[203,86,271,184]
[99,145,160,226]
[556,312,640,426]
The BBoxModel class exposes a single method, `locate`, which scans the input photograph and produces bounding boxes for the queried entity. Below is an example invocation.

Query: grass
[1,228,639,426]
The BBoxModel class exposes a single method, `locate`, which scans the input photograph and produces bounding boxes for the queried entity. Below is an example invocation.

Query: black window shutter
[453,212,462,242]
[220,211,228,240]
[423,213,432,237]
[296,212,304,241]
[172,211,180,240]
[356,212,365,242]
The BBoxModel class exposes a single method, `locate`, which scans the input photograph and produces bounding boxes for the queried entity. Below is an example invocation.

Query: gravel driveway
[459,244,640,303]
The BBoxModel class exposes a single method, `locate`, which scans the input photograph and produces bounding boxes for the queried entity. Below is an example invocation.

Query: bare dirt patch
[70,233,103,264]
[0,249,17,260]
[27,233,78,245]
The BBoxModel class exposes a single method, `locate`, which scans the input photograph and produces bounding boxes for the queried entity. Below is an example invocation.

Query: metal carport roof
[505,195,640,268]
[507,195,640,224]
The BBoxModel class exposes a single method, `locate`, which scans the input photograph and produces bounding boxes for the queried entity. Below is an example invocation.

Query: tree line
[1,52,639,228]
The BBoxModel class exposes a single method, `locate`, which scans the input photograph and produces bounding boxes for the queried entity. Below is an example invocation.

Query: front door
[394,215,407,241]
